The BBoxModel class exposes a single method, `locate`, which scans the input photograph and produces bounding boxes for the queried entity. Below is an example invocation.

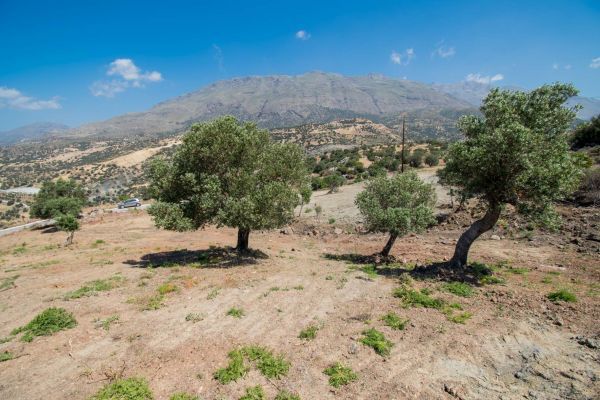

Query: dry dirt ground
[0,208,599,400]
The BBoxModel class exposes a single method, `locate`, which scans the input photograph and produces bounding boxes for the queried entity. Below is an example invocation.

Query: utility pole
[401,116,406,173]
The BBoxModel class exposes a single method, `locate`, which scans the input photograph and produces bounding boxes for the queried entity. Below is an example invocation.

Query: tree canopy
[148,116,311,251]
[30,179,86,245]
[355,172,436,256]
[571,114,600,150]
[439,83,589,267]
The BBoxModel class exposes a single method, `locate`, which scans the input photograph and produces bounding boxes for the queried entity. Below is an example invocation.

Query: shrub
[12,307,77,342]
[89,377,153,400]
[239,386,265,400]
[381,313,409,330]
[298,325,318,340]
[157,282,178,295]
[323,362,357,388]
[360,328,393,356]
[442,282,473,297]
[0,351,13,362]
[547,289,577,303]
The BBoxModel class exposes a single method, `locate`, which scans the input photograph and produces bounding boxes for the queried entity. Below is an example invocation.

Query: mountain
[0,122,70,145]
[432,81,600,120]
[67,72,475,139]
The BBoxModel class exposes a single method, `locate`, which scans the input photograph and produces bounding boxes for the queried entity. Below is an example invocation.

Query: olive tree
[148,116,311,251]
[30,179,86,245]
[439,84,589,268]
[355,172,436,257]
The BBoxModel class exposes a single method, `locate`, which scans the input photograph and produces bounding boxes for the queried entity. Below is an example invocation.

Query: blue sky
[1,0,599,131]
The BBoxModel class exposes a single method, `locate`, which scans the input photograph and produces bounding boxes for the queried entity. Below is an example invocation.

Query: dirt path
[0,211,598,400]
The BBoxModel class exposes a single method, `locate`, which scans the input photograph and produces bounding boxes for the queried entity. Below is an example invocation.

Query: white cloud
[0,86,61,110]
[552,62,574,70]
[432,45,455,58]
[552,63,559,70]
[465,73,504,85]
[590,57,600,69]
[295,30,311,40]
[91,58,162,97]
[213,44,225,72]
[390,48,415,66]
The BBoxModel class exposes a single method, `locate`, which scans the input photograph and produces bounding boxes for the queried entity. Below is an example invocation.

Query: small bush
[143,294,164,310]
[227,308,245,318]
[381,313,409,330]
[0,351,13,362]
[214,346,290,384]
[360,328,393,356]
[157,282,178,295]
[323,362,357,388]
[239,386,265,400]
[393,286,444,309]
[89,377,153,400]
[275,390,301,400]
[447,311,473,324]
[443,282,473,297]
[169,393,199,400]
[12,307,77,342]
[299,325,318,340]
[547,289,577,303]
[64,275,125,299]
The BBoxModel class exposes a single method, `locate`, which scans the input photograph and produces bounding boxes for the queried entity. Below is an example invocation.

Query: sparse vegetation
[239,386,265,400]
[381,312,409,330]
[226,307,245,318]
[547,289,577,303]
[274,390,301,400]
[443,282,474,297]
[0,351,14,362]
[0,274,19,291]
[12,307,77,342]
[95,315,120,331]
[89,377,153,400]
[360,328,393,356]
[64,275,125,299]
[169,393,199,400]
[214,346,290,384]
[299,324,319,340]
[323,362,357,388]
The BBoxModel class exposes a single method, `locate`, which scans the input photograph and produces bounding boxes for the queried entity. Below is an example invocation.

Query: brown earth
[0,209,598,400]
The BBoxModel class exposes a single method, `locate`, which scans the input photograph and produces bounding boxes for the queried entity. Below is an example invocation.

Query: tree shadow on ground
[323,252,489,285]
[124,246,268,269]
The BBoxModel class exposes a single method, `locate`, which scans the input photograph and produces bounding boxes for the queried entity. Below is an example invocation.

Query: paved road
[108,204,151,213]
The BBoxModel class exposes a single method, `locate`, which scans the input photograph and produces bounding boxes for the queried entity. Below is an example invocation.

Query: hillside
[0,122,69,145]
[66,72,476,139]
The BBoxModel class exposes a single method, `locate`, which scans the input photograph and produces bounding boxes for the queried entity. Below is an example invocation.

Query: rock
[575,336,600,349]
[491,234,501,240]
[348,342,359,354]
[334,228,343,235]
[280,227,294,235]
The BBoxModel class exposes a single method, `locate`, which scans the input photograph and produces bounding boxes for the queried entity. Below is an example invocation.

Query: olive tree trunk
[236,228,250,252]
[65,231,75,246]
[380,233,398,257]
[448,203,501,268]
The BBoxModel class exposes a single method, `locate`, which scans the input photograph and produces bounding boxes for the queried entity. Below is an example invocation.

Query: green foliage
[274,390,301,400]
[360,328,393,356]
[298,324,318,340]
[381,312,409,330]
[323,362,358,388]
[571,114,600,149]
[442,282,474,297]
[148,116,311,247]
[356,172,436,237]
[89,377,153,400]
[169,393,199,400]
[425,153,440,167]
[54,212,80,233]
[439,84,588,228]
[393,286,444,309]
[12,307,77,342]
[226,307,245,318]
[95,315,119,331]
[447,311,473,324]
[547,289,577,302]
[0,274,19,291]
[214,346,290,384]
[239,386,265,400]
[64,275,125,299]
[30,179,86,219]
[143,294,165,310]
[0,351,14,362]
[157,282,178,295]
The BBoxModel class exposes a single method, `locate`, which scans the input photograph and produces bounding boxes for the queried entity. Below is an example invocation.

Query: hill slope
[68,72,475,138]
[0,122,69,145]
